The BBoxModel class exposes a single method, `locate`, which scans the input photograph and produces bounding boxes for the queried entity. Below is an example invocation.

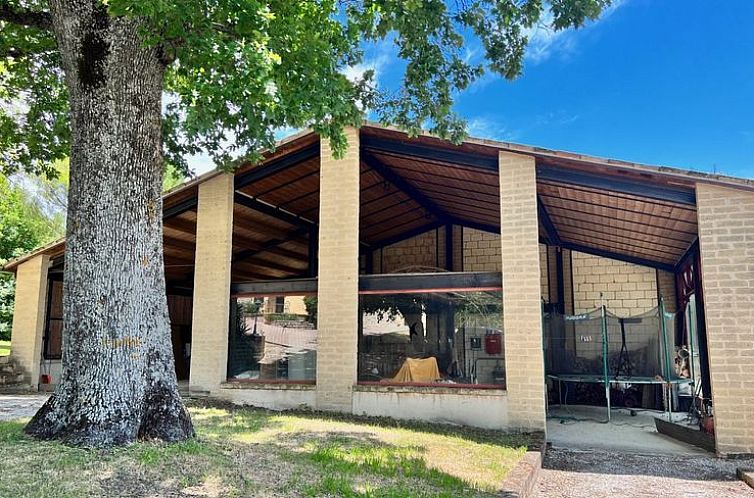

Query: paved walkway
[0,394,48,421]
[534,448,754,498]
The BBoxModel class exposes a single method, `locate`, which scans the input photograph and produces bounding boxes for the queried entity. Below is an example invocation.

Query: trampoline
[544,298,692,421]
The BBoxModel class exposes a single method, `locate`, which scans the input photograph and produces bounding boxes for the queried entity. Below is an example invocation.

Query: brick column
[696,183,754,455]
[10,253,50,389]
[189,173,234,395]
[316,128,360,412]
[498,151,546,432]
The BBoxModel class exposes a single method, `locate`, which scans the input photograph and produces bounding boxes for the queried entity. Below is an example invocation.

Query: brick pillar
[696,183,754,455]
[10,253,50,389]
[316,128,360,412]
[498,151,546,432]
[189,173,235,395]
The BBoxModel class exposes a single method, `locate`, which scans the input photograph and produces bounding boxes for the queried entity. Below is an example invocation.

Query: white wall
[352,387,508,430]
[216,386,316,410]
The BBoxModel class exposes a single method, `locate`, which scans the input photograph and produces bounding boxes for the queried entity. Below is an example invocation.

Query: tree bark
[25,1,194,447]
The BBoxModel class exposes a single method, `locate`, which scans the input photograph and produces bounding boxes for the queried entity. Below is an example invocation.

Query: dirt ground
[534,447,754,498]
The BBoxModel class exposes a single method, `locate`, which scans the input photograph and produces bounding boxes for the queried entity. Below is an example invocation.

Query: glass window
[227,295,318,383]
[44,279,64,359]
[358,290,504,388]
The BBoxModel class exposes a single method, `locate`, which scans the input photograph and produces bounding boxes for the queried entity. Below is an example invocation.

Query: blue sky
[451,0,754,179]
[192,0,754,179]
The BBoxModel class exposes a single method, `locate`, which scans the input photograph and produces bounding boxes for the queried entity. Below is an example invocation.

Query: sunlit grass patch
[0,401,531,497]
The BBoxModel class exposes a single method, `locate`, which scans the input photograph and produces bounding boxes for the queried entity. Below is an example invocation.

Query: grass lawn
[0,340,10,356]
[0,400,532,498]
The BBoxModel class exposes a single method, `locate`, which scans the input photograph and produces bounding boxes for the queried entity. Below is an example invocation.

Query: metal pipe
[659,296,673,420]
[601,294,611,422]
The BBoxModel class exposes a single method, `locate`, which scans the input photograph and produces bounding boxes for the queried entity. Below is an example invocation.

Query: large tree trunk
[25,1,193,447]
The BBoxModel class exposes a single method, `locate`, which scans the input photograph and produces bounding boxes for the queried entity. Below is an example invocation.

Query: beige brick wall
[316,128,360,412]
[189,173,235,394]
[696,183,754,455]
[463,228,502,271]
[462,228,549,299]
[499,151,546,431]
[381,229,439,273]
[378,222,666,319]
[570,251,659,317]
[10,254,50,388]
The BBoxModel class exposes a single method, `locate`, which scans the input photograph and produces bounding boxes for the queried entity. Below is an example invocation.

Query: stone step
[0,372,25,385]
[0,355,29,387]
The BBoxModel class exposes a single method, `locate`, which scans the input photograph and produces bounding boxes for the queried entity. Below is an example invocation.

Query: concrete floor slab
[547,404,710,456]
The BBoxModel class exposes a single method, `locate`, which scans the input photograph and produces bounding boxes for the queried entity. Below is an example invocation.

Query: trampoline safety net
[544,305,677,380]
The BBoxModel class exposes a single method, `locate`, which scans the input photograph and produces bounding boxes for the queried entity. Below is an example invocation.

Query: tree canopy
[0,171,64,339]
[1,0,610,178]
[2,0,611,448]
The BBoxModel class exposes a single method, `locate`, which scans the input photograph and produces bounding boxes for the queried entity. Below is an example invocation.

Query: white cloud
[343,57,387,84]
[466,117,520,142]
[534,110,580,127]
[186,152,215,175]
[524,0,626,64]
[342,39,395,84]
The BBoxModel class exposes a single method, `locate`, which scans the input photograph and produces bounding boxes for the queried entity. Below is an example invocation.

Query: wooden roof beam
[560,241,675,272]
[537,164,696,206]
[538,197,562,246]
[235,142,319,190]
[234,192,316,229]
[234,257,306,276]
[163,217,197,237]
[164,197,198,219]
[361,135,497,171]
[233,227,310,264]
[361,151,448,224]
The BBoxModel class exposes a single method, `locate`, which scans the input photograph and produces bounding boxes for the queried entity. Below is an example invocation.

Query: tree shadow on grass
[188,400,285,440]
[274,430,501,498]
[189,397,537,450]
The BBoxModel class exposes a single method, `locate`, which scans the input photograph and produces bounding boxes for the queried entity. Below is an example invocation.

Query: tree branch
[0,2,52,30]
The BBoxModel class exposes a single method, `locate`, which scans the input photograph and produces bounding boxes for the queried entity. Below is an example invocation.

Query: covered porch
[7,124,754,455]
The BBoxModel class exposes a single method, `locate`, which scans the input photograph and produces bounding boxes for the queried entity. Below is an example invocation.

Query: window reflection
[358,291,504,387]
[227,295,318,382]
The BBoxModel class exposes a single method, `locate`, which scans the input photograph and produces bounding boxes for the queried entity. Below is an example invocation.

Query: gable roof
[3,122,752,273]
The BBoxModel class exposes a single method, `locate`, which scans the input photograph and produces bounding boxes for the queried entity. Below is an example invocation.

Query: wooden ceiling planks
[228,127,700,272]
[538,172,697,265]
[544,204,696,240]
[362,152,501,235]
[360,130,699,268]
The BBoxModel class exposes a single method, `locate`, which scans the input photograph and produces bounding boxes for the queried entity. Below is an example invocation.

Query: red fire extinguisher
[484,330,502,355]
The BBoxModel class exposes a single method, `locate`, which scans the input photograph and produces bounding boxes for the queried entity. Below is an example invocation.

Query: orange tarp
[390,357,441,383]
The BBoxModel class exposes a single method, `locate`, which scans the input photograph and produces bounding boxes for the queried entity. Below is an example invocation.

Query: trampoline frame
[545,297,693,422]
